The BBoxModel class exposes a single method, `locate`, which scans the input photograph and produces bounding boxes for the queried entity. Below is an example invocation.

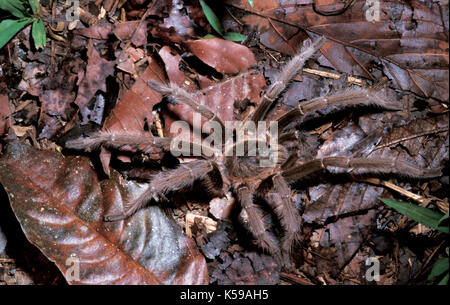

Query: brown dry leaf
[114,20,149,47]
[39,57,83,119]
[303,114,449,225]
[315,210,377,272]
[303,113,448,275]
[225,0,449,101]
[158,46,266,137]
[148,0,209,44]
[0,94,11,138]
[116,47,145,75]
[185,38,256,74]
[102,57,165,135]
[97,56,167,174]
[209,249,280,284]
[73,23,115,40]
[0,141,208,285]
[74,39,116,124]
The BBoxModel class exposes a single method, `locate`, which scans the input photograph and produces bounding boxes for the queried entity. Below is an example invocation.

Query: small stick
[302,68,365,86]
[372,127,449,151]
[358,177,449,213]
[280,272,314,285]
[79,7,98,27]
[412,240,446,280]
[152,111,164,138]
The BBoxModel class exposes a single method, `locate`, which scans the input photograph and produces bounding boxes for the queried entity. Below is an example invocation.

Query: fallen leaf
[98,56,167,174]
[77,22,114,38]
[303,114,449,225]
[0,94,11,137]
[74,39,116,124]
[0,141,208,285]
[226,0,449,101]
[158,46,266,137]
[114,20,149,47]
[185,38,256,74]
[209,249,280,284]
[148,0,208,44]
[316,210,377,271]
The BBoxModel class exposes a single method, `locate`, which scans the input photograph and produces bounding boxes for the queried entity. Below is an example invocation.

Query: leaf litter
[0,0,448,285]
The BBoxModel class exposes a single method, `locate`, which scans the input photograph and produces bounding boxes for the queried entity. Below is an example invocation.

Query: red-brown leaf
[0,94,11,138]
[0,141,208,285]
[185,39,256,74]
[74,40,115,123]
[158,46,266,137]
[226,0,449,101]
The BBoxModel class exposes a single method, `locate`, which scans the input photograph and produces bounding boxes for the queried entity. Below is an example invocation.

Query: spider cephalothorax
[66,37,442,268]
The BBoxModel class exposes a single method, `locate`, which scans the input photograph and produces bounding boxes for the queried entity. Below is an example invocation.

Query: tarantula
[66,37,441,267]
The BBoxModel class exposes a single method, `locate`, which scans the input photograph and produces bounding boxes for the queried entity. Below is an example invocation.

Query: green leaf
[199,0,224,36]
[248,0,254,7]
[438,211,449,226]
[427,257,449,280]
[0,0,27,18]
[203,34,218,39]
[223,32,247,42]
[0,18,32,49]
[438,272,449,285]
[28,0,40,14]
[31,18,46,49]
[380,198,449,233]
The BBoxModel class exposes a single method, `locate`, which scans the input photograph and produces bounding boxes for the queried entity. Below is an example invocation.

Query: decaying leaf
[74,39,115,124]
[158,45,266,137]
[0,94,11,138]
[209,249,280,285]
[0,141,208,285]
[303,114,449,225]
[225,0,449,101]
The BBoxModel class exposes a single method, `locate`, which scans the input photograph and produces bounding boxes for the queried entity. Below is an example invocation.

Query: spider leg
[104,160,218,221]
[264,174,301,269]
[274,87,403,132]
[236,184,282,262]
[282,157,442,180]
[147,80,226,136]
[65,131,218,158]
[65,131,172,152]
[248,37,326,123]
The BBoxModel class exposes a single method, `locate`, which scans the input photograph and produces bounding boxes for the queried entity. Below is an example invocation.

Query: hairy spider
[66,37,442,268]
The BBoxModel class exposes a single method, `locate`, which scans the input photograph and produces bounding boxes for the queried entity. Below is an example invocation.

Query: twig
[152,111,164,138]
[358,177,449,213]
[372,127,449,151]
[267,17,296,53]
[225,6,243,26]
[224,2,448,94]
[302,68,365,86]
[412,240,446,280]
[280,272,314,285]
[124,2,156,49]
